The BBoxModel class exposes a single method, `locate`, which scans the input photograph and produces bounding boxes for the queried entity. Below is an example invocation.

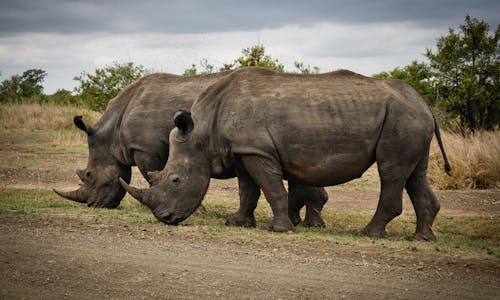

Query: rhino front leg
[240,155,294,232]
[225,163,260,228]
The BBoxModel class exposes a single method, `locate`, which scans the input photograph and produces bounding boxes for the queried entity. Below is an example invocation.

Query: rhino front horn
[119,178,152,208]
[53,188,86,204]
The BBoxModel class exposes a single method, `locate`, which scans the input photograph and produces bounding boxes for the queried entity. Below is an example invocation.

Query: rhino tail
[432,113,452,176]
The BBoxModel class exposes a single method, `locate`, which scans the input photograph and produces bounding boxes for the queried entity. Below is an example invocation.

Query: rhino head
[120,110,211,224]
[54,116,131,208]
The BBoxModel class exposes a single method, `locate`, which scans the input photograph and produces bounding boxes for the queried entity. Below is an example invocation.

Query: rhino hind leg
[288,184,328,228]
[287,183,304,226]
[405,155,440,242]
[360,175,406,238]
[361,119,438,240]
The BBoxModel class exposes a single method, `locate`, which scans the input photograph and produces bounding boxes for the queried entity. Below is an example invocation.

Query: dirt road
[1,153,499,299]
[1,212,498,300]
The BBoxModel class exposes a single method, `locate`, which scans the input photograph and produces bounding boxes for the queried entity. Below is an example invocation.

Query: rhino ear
[73,116,93,135]
[173,110,194,135]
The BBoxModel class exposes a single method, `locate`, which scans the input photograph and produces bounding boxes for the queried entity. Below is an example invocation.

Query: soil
[1,154,499,299]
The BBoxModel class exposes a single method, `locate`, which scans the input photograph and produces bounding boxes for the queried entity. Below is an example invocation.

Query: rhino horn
[76,169,86,182]
[119,178,153,208]
[53,188,86,204]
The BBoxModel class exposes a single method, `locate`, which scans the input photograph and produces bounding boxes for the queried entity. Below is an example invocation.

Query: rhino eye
[169,174,180,185]
[86,171,91,178]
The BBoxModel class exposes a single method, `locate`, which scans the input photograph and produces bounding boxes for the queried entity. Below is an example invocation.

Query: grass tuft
[429,130,500,189]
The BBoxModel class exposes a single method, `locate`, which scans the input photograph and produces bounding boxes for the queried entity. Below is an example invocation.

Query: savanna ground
[0,105,499,299]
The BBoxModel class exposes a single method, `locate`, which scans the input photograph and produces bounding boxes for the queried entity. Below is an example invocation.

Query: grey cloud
[1,0,498,35]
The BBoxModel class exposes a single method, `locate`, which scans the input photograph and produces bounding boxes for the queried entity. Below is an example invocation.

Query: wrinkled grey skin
[122,67,451,241]
[54,72,327,226]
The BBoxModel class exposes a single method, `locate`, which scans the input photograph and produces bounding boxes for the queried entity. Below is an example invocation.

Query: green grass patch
[1,187,498,258]
[0,188,76,213]
[0,130,87,155]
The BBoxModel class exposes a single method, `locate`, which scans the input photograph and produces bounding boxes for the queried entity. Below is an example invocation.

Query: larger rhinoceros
[121,67,451,241]
[54,72,327,226]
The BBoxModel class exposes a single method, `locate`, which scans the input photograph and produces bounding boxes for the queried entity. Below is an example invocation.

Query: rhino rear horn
[53,188,86,204]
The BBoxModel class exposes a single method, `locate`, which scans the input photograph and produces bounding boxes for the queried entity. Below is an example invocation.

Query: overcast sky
[0,0,498,94]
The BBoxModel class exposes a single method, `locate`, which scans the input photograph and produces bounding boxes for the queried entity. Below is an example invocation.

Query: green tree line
[373,16,499,131]
[1,16,498,131]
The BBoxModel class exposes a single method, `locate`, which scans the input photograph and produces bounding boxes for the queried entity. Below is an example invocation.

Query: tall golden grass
[429,130,500,189]
[0,103,101,130]
[1,103,498,189]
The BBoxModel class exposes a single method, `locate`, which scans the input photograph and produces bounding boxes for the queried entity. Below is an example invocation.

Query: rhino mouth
[156,211,185,225]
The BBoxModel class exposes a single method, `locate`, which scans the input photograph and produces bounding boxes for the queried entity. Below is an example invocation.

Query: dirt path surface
[1,213,499,300]
[1,153,500,299]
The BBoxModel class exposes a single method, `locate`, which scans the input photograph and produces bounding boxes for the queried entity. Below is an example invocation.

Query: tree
[74,62,145,111]
[183,59,215,76]
[184,44,320,75]
[47,89,83,106]
[232,45,284,72]
[183,44,285,75]
[373,61,435,105]
[426,15,499,130]
[0,69,47,102]
[293,61,320,74]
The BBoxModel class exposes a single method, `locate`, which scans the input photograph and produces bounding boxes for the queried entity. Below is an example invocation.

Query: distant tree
[74,62,145,111]
[293,61,320,74]
[184,45,321,75]
[232,45,284,72]
[0,69,47,102]
[183,58,215,76]
[426,15,499,130]
[46,89,83,106]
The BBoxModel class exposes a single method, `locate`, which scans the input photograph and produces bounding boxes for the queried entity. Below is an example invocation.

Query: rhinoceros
[121,67,451,241]
[53,72,328,226]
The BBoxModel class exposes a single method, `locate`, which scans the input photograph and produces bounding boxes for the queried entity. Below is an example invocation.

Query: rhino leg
[225,164,260,228]
[361,120,428,239]
[360,175,406,238]
[287,183,304,226]
[288,184,328,228]
[302,186,328,227]
[405,154,440,242]
[240,155,294,232]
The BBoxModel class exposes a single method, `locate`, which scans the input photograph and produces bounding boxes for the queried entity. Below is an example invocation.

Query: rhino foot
[358,226,387,239]
[300,214,326,228]
[289,213,302,226]
[225,213,256,228]
[266,217,295,232]
[413,230,437,242]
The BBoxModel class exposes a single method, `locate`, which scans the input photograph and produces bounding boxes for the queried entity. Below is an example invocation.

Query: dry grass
[1,103,498,189]
[0,103,101,130]
[429,130,500,189]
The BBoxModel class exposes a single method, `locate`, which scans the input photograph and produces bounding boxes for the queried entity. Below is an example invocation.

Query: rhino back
[119,73,226,165]
[194,67,433,185]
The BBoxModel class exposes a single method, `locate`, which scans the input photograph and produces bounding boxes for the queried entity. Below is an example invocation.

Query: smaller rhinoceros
[121,67,451,241]
[54,72,328,227]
